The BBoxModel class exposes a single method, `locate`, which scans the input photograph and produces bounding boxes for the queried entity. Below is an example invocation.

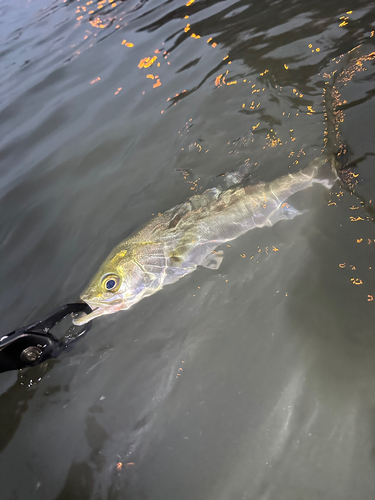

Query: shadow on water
[54,462,94,500]
[54,415,110,500]
[0,363,54,453]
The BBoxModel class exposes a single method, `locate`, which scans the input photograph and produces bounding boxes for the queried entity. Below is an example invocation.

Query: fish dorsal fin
[216,162,255,189]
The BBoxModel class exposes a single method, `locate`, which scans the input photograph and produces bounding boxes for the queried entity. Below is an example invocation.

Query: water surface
[1,0,375,498]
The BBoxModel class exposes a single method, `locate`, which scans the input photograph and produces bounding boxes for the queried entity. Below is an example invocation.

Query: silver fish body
[73,155,337,325]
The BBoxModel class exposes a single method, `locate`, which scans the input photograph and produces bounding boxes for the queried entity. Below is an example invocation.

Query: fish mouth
[72,301,123,325]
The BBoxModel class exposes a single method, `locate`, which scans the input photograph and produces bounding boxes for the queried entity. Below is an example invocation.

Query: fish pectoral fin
[201,250,224,270]
[268,204,304,226]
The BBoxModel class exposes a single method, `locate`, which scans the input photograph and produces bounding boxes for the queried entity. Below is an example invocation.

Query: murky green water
[1,0,375,498]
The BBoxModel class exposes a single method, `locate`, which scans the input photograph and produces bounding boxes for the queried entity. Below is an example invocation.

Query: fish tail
[308,156,338,188]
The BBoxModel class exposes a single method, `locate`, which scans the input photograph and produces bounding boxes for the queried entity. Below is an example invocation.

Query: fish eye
[101,274,121,292]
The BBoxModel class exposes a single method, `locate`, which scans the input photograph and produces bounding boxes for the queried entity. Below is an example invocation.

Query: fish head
[73,244,157,325]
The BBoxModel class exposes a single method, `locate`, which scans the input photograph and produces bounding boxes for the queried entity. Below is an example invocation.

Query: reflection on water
[1,0,375,498]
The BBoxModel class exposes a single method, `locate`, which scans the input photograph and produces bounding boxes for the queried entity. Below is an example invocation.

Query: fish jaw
[72,300,124,325]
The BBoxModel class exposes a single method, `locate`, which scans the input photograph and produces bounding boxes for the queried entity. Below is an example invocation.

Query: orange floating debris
[138,57,149,68]
[368,295,373,302]
[153,79,161,88]
[215,74,223,86]
[138,56,157,69]
[351,278,363,285]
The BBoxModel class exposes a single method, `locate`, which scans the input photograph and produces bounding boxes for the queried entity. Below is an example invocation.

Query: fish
[73,52,358,326]
[73,155,338,325]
